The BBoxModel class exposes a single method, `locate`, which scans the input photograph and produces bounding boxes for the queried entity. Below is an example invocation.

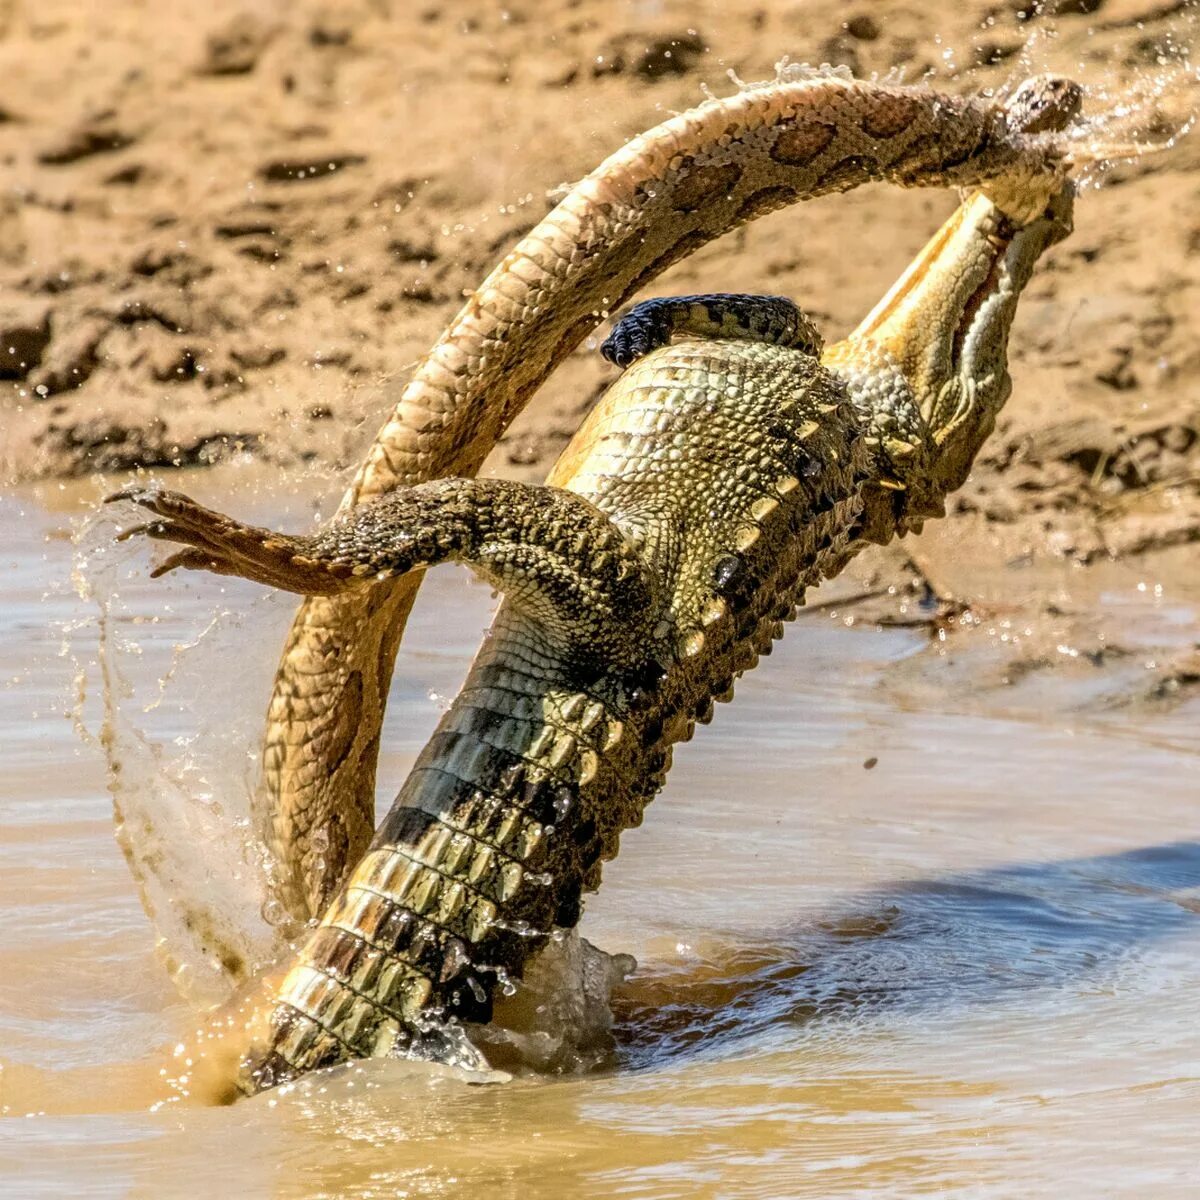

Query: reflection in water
[614,841,1200,1067]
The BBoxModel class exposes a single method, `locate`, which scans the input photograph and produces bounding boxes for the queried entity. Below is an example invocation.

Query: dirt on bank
[1,0,1198,649]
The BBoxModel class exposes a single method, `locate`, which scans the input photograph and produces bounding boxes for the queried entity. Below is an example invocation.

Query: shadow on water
[611,841,1200,1069]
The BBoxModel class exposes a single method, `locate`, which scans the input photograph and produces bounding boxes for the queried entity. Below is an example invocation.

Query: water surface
[1,469,1197,1198]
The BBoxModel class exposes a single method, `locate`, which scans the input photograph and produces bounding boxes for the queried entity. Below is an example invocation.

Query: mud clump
[593,31,708,79]
[36,114,136,166]
[199,13,277,76]
[35,419,262,476]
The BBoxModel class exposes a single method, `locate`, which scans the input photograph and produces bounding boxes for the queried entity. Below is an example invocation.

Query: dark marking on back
[769,120,837,166]
[861,96,922,139]
[815,155,883,194]
[888,132,943,182]
[671,162,743,213]
[944,129,989,172]
[895,131,986,183]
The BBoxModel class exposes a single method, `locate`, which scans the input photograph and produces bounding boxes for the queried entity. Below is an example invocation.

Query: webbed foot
[106,486,356,594]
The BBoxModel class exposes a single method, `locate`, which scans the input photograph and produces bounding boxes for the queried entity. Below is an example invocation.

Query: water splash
[471,930,637,1074]
[733,5,1200,189]
[67,477,637,1081]
[70,500,296,1009]
[998,0,1199,186]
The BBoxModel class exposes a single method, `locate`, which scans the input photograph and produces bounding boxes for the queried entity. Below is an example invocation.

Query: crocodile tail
[262,71,1074,918]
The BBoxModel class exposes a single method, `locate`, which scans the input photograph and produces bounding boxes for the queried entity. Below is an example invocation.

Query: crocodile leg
[600,294,824,369]
[107,481,658,667]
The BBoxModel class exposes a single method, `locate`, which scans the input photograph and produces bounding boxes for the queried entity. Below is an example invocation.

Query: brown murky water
[1,466,1197,1198]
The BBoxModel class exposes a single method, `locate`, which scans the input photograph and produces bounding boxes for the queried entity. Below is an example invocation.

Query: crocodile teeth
[439,937,470,983]
[436,882,466,923]
[274,1011,318,1062]
[443,834,474,874]
[398,976,432,1020]
[495,810,522,848]
[797,421,820,440]
[283,964,334,1015]
[498,863,524,901]
[371,1018,401,1056]
[549,733,576,769]
[410,872,443,915]
[498,763,525,794]
[467,845,495,885]
[734,526,760,552]
[750,496,779,522]
[529,727,556,759]
[419,825,453,867]
[700,597,727,626]
[340,998,375,1044]
[580,701,605,732]
[380,858,419,901]
[579,749,599,785]
[465,898,497,943]
[516,823,544,859]
[357,849,394,893]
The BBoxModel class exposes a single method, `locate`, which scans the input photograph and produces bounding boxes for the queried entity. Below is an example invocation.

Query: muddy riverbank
[1,1,1197,607]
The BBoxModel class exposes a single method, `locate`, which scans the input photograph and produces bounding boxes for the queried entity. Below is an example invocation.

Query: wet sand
[1,0,1198,610]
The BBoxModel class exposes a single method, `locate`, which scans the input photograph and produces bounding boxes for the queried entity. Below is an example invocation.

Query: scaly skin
[111,192,1074,1092]
[111,76,1080,1093]
[258,71,1076,920]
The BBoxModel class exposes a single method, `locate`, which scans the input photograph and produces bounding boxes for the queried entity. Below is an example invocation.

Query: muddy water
[1,467,1197,1199]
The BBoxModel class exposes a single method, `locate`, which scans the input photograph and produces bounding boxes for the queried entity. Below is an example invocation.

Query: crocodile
[109,70,1085,1095]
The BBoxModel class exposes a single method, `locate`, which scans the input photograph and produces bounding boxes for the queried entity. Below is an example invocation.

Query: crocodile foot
[105,486,354,593]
